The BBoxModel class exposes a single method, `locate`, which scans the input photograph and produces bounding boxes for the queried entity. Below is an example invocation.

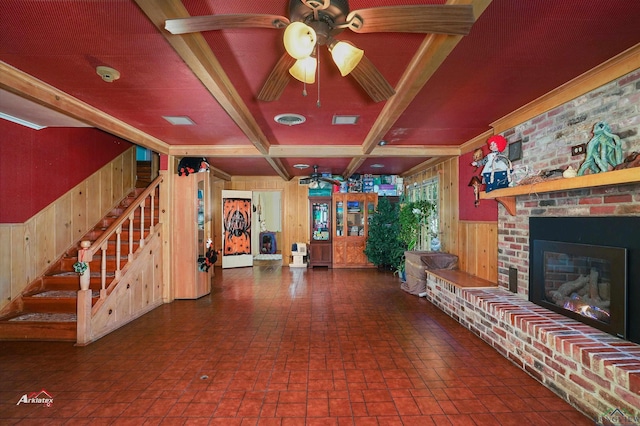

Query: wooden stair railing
[76,175,164,345]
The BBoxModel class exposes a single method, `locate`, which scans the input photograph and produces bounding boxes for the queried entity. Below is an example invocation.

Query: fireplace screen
[530,240,627,339]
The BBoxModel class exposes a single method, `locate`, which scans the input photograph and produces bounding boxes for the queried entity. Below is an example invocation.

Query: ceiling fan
[299,165,342,188]
[165,1,475,103]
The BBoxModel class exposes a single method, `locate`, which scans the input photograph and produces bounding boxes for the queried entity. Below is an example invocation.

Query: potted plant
[397,199,436,278]
[364,197,404,272]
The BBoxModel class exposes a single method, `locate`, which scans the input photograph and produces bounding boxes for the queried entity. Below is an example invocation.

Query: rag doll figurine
[472,135,509,174]
[472,135,512,191]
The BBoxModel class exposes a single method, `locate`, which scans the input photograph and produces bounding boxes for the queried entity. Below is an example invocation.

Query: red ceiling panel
[1,0,640,179]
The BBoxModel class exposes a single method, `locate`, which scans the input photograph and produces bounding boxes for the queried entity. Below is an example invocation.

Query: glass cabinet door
[346,200,364,237]
[367,198,375,227]
[197,182,205,258]
[312,201,330,241]
[335,200,344,237]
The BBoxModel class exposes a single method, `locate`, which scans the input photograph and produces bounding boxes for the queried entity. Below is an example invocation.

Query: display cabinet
[332,193,377,268]
[309,196,332,267]
[172,172,212,299]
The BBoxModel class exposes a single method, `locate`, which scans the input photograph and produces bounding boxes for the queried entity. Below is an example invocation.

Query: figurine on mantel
[471,135,512,192]
[562,166,577,178]
[577,121,623,175]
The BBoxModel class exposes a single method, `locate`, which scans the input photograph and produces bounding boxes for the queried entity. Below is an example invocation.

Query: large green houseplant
[364,197,404,272]
[397,199,436,276]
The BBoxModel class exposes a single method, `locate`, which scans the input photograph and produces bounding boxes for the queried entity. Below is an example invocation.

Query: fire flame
[563,297,610,322]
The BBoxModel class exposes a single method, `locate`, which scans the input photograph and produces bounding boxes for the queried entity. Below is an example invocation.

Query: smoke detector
[96,66,120,83]
[274,113,306,126]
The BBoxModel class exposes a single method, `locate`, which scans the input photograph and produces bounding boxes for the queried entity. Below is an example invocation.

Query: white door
[221,190,254,268]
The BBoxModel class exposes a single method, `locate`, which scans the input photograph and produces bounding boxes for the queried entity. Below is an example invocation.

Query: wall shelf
[479,167,640,215]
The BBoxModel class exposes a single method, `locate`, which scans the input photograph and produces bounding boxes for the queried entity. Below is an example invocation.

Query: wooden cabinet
[309,196,332,267]
[172,172,211,299]
[332,193,377,268]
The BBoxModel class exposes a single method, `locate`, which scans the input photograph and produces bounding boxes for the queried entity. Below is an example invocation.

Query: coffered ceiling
[1,0,640,180]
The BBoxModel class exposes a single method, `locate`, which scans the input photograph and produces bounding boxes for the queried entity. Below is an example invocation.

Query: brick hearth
[425,272,640,421]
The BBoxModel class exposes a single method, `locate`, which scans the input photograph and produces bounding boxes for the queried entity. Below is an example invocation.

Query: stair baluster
[115,226,122,280]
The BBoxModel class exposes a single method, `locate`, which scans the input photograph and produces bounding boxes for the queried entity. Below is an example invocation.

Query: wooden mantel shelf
[479,167,640,215]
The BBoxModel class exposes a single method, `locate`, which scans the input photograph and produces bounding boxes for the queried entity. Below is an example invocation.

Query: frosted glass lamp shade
[289,57,317,83]
[330,41,364,76]
[283,22,317,59]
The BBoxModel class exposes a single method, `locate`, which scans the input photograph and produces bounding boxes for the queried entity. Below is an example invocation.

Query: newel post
[76,240,92,345]
[78,241,92,290]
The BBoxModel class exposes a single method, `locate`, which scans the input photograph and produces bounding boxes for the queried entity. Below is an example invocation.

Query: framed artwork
[508,140,523,161]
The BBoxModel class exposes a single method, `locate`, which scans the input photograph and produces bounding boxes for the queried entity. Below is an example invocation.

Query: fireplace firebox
[530,240,626,338]
[529,217,640,344]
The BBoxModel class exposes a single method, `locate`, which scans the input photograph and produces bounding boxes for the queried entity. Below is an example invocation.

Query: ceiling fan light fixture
[289,57,317,83]
[283,22,317,59]
[329,41,363,76]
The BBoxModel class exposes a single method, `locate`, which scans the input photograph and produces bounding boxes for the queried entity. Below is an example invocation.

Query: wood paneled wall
[403,157,498,282]
[0,147,136,311]
[210,169,497,282]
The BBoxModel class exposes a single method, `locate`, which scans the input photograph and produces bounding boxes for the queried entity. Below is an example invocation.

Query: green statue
[578,121,623,175]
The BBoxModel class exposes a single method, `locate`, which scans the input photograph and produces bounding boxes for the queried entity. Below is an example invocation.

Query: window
[405,176,439,251]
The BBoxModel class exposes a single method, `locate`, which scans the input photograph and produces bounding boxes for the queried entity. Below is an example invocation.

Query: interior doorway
[252,191,283,265]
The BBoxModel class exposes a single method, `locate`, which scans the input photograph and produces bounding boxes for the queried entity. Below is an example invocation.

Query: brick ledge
[425,270,640,420]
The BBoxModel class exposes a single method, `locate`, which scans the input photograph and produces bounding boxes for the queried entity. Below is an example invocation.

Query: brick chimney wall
[497,68,640,294]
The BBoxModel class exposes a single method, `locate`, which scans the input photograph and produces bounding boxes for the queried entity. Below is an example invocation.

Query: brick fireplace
[427,67,640,421]
[528,216,640,344]
[492,183,640,418]
[492,67,640,419]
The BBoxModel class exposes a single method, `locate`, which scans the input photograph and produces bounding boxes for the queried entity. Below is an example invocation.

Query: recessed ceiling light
[163,116,195,125]
[293,164,310,169]
[332,115,359,125]
[371,164,385,168]
[378,140,387,146]
[274,113,306,126]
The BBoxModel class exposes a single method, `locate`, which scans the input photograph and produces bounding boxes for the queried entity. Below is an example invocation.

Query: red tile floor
[0,266,593,425]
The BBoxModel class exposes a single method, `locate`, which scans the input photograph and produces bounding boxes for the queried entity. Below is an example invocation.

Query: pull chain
[316,50,321,108]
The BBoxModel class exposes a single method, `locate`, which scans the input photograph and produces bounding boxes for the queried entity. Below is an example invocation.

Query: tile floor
[0,266,593,425]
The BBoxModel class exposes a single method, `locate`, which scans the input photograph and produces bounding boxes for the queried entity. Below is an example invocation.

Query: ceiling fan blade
[346,5,475,36]
[165,14,290,35]
[349,55,395,103]
[320,177,342,186]
[257,53,296,102]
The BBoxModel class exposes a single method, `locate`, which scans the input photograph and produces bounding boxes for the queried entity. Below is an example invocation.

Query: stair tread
[6,313,77,322]
[27,290,100,298]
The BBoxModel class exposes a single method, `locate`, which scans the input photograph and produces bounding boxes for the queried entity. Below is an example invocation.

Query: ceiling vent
[332,115,359,125]
[274,113,306,126]
[163,116,195,125]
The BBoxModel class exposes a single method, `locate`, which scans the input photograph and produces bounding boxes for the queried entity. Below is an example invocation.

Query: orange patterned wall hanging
[223,198,252,256]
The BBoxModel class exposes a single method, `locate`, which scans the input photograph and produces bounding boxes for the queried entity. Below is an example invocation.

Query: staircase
[136,160,154,188]
[0,185,160,342]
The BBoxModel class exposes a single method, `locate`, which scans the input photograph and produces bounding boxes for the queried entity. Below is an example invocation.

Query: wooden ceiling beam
[169,145,264,157]
[134,0,291,180]
[0,61,171,154]
[175,144,462,158]
[344,0,493,179]
[370,145,460,157]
